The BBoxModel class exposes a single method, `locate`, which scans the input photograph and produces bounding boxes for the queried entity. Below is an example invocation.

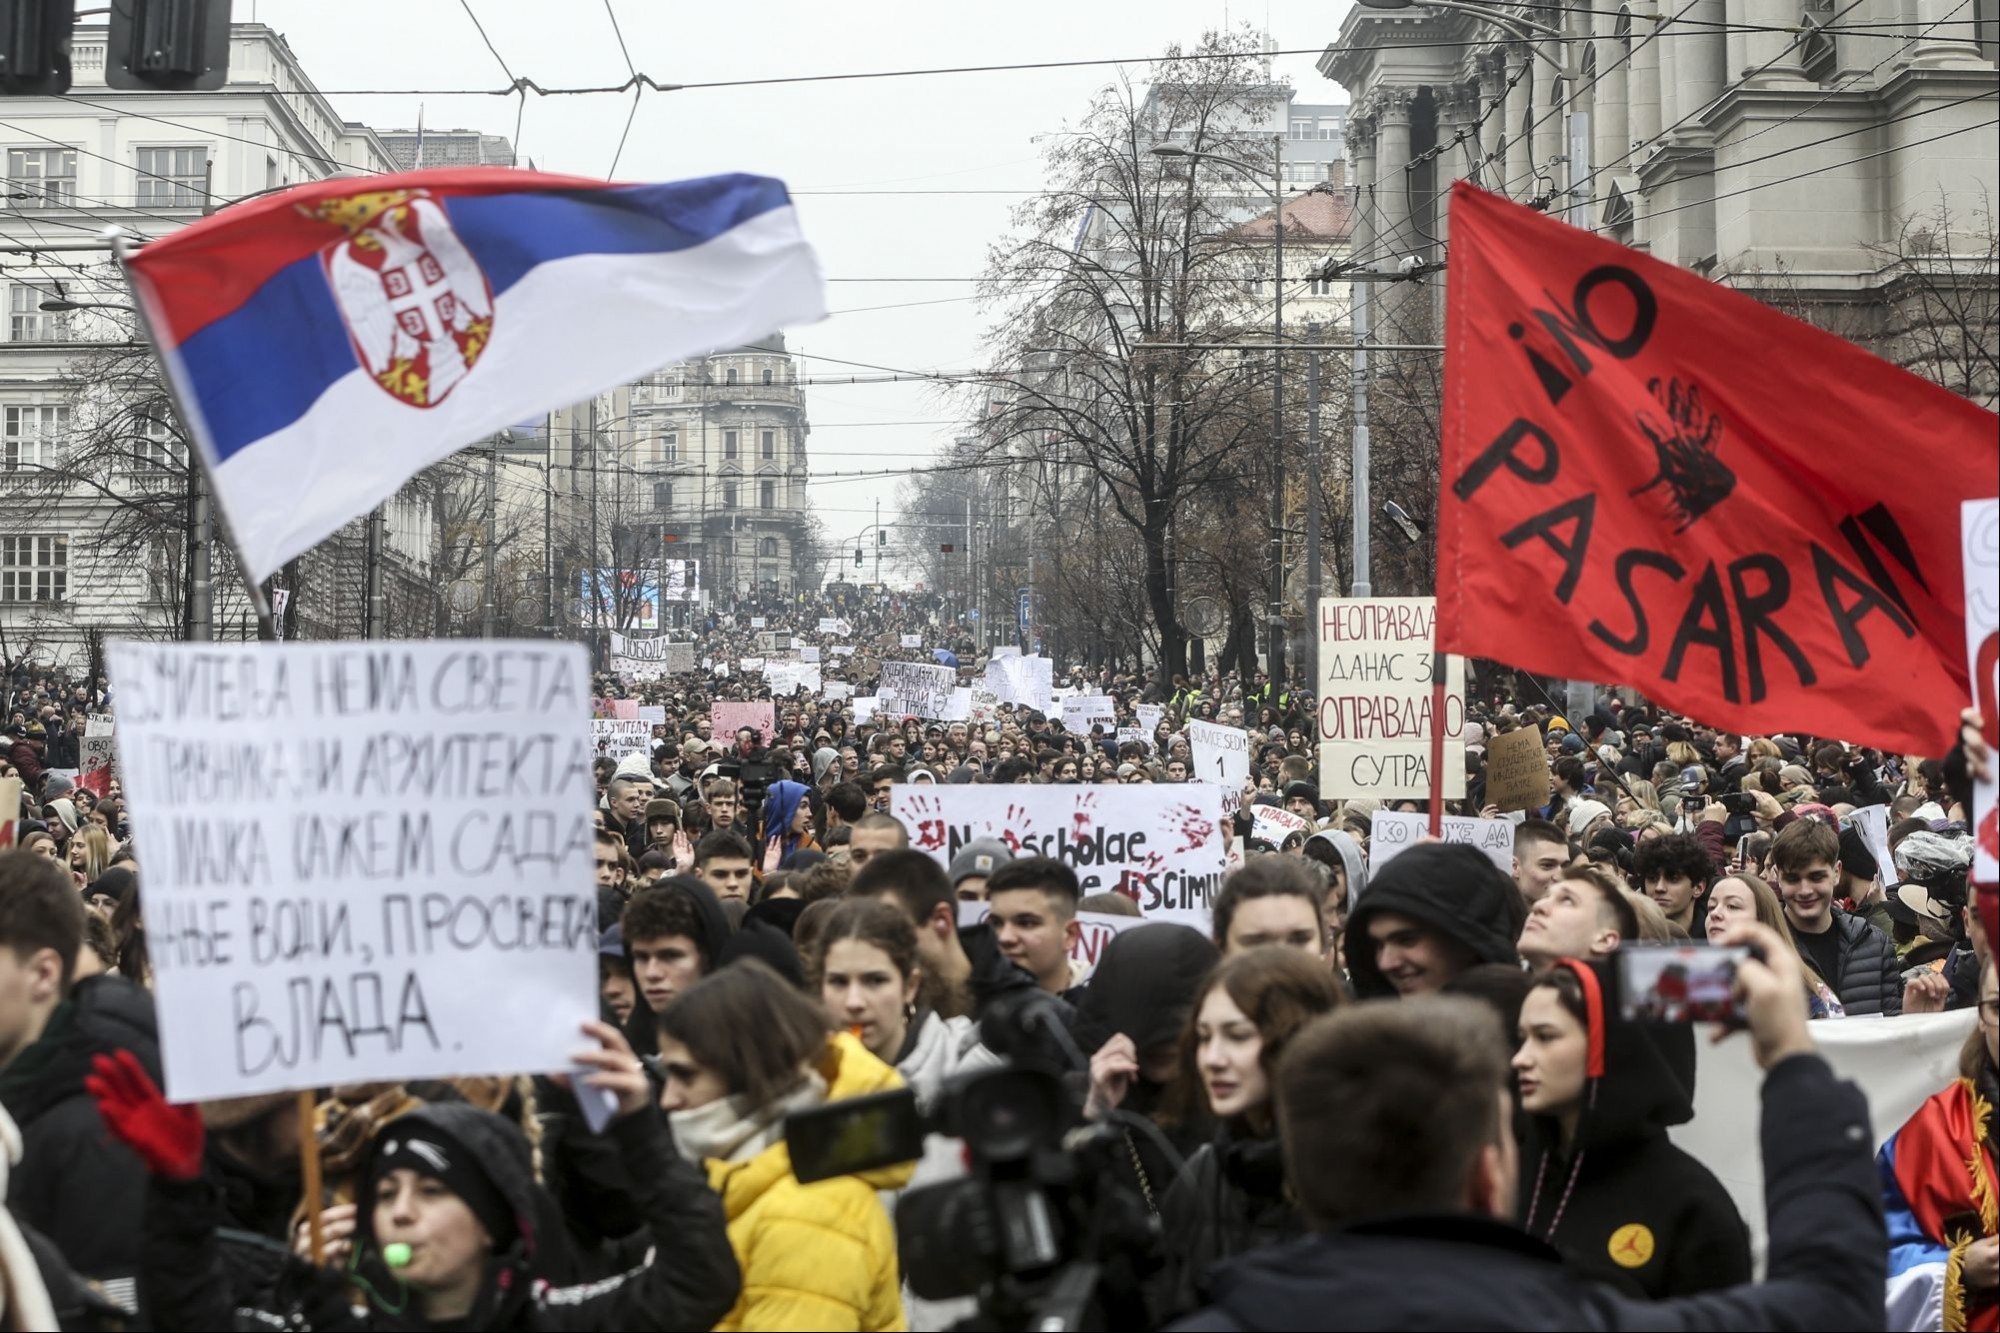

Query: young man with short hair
[604,772,654,859]
[849,849,973,1016]
[1517,870,1637,973]
[693,829,756,904]
[1634,832,1714,934]
[1771,818,1903,1016]
[1212,855,1326,957]
[823,781,868,838]
[1176,922,1882,1332]
[619,884,720,1018]
[983,857,1084,998]
[1510,818,1569,909]
[867,766,903,812]
[845,811,908,874]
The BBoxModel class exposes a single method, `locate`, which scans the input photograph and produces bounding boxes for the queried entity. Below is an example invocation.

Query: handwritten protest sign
[1317,597,1465,800]
[1369,810,1514,875]
[1188,719,1249,789]
[1483,725,1551,812]
[638,705,666,726]
[1136,703,1164,742]
[1250,804,1311,847]
[800,646,821,664]
[711,700,775,744]
[891,785,1228,928]
[80,714,116,797]
[750,617,766,629]
[1964,499,1998,885]
[900,634,923,649]
[879,660,957,720]
[852,694,881,724]
[1851,804,1892,889]
[609,633,694,680]
[1061,694,1115,736]
[832,645,856,657]
[107,641,598,1101]
[818,616,850,635]
[611,699,637,720]
[822,680,854,703]
[591,718,650,755]
[984,654,1053,714]
[957,901,1145,974]
[943,687,973,722]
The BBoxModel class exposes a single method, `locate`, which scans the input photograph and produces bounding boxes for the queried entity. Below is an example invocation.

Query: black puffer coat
[1790,908,1903,1016]
[1156,1128,1297,1320]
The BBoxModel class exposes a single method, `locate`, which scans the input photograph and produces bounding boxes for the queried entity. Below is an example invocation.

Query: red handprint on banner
[1001,803,1032,853]
[1170,802,1217,855]
[903,793,947,852]
[1073,791,1101,839]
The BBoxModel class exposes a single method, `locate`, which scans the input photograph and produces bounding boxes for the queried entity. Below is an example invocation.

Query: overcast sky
[247,0,1352,570]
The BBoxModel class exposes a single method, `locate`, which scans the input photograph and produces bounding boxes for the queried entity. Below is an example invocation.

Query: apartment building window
[760,430,775,460]
[8,286,63,342]
[6,149,75,208]
[1289,121,1313,140]
[135,146,208,208]
[723,429,738,460]
[661,433,678,462]
[131,400,180,469]
[761,537,779,557]
[0,535,67,603]
[722,481,738,508]
[759,480,775,509]
[1310,275,1335,297]
[3,405,68,469]
[762,368,773,385]
[725,366,738,385]
[654,481,673,509]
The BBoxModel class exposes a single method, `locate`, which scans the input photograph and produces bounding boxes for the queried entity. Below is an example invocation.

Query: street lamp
[38,298,133,314]
[1150,141,1292,686]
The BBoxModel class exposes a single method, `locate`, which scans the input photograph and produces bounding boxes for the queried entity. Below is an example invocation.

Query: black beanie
[370,1123,516,1249]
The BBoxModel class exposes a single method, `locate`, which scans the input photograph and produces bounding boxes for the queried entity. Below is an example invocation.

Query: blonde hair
[71,827,116,882]
[1747,737,1782,762]
[1666,741,1700,767]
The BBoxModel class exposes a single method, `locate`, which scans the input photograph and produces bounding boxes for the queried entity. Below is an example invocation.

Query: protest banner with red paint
[890,785,1228,929]
[1440,183,1999,757]
[711,700,775,745]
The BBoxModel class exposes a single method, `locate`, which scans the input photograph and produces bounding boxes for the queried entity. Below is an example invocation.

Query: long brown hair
[1171,947,1343,1125]
[657,959,830,1111]
[810,898,920,989]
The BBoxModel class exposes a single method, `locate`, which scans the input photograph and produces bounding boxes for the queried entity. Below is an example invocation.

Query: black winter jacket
[1156,1129,1300,1320]
[1170,1054,1883,1331]
[0,975,159,1301]
[1790,908,1903,1016]
[141,1102,740,1331]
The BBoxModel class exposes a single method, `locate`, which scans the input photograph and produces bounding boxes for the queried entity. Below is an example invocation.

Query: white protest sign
[1188,718,1249,789]
[822,680,854,704]
[852,695,882,724]
[958,901,1146,975]
[832,645,856,658]
[750,616,767,629]
[1250,804,1311,846]
[1850,804,1893,888]
[1136,704,1164,742]
[943,687,973,722]
[1116,726,1143,749]
[591,718,651,754]
[892,785,1228,928]
[1317,597,1466,800]
[1962,498,1997,885]
[637,705,666,726]
[879,660,957,720]
[1061,694,1115,736]
[900,634,923,649]
[108,640,597,1101]
[712,700,775,744]
[86,712,115,737]
[80,717,116,797]
[800,646,821,664]
[609,632,693,680]
[739,657,765,673]
[984,655,1053,713]
[992,645,1021,659]
[818,616,850,635]
[1368,810,1514,875]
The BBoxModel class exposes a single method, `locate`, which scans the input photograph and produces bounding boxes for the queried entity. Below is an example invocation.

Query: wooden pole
[297,1089,326,1265]
[1429,645,1448,838]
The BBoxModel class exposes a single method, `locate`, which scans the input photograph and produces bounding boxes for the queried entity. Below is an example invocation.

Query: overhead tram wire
[602,0,643,178]
[455,0,529,167]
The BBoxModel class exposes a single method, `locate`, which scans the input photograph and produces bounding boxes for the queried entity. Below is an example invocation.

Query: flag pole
[1429,642,1447,838]
[108,229,277,643]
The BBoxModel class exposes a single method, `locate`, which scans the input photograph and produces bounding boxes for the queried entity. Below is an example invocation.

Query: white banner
[900,634,923,649]
[108,640,597,1101]
[1368,810,1514,875]
[591,718,651,753]
[879,660,957,720]
[1316,597,1466,800]
[984,654,1053,714]
[1962,498,1997,885]
[891,785,1228,928]
[1061,694,1115,736]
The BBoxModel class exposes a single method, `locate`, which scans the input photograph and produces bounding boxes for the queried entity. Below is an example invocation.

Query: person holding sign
[89,1019,742,1331]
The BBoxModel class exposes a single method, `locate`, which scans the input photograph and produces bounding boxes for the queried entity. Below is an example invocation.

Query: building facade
[0,22,440,665]
[1323,1,1998,376]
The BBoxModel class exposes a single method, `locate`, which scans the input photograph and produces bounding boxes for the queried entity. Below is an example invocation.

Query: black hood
[1346,843,1522,999]
[1071,922,1218,1059]
[1538,958,1696,1156]
[355,1102,540,1260]
[652,874,734,968]
[0,974,158,1128]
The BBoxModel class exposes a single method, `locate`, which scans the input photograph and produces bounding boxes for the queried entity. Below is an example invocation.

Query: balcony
[686,380,800,405]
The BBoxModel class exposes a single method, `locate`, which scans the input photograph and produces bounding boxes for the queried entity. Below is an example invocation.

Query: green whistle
[383,1242,413,1269]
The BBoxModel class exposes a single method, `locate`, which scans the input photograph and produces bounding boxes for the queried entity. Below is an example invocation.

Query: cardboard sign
[1061,694,1115,736]
[712,700,776,745]
[879,660,957,720]
[1316,597,1466,800]
[1483,725,1551,813]
[1188,719,1249,790]
[1963,499,1997,885]
[107,640,598,1101]
[1369,810,1514,875]
[892,785,1228,929]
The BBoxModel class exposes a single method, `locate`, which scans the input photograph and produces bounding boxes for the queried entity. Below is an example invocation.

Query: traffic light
[854,548,864,566]
[878,530,887,544]
[106,0,232,91]
[0,1,75,96]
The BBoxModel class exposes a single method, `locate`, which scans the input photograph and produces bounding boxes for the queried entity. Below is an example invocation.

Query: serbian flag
[126,169,825,581]
[1439,183,1998,757]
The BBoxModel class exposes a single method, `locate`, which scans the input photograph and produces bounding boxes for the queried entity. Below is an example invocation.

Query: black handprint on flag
[1630,377,1736,533]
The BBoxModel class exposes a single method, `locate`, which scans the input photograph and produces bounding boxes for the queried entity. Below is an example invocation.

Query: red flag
[1439,184,1999,757]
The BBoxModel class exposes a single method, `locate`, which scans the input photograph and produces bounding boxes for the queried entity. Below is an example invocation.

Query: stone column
[1477,51,1508,178]
[1681,0,1727,122]
[1592,18,1630,182]
[1657,8,1681,135]
[1910,0,1990,65]
[1629,15,1662,150]
[1531,50,1564,195]
[1740,0,1808,81]
[1433,80,1480,247]
[1374,87,1418,257]
[1348,114,1377,264]
[1504,44,1533,195]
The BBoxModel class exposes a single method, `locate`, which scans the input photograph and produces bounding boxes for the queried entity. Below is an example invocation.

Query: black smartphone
[1615,942,1751,1025]
[785,1087,926,1185]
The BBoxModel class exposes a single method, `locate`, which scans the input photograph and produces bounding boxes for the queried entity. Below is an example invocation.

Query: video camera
[785,989,1157,1331]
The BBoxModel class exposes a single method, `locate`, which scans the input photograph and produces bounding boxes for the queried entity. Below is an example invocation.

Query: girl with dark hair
[658,959,910,1331]
[1155,948,1343,1318]
[1512,959,1750,1299]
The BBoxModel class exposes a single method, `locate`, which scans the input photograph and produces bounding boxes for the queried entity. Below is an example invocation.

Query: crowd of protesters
[0,586,1989,1331]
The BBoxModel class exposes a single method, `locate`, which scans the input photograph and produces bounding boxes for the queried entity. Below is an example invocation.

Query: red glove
[85,1049,204,1181]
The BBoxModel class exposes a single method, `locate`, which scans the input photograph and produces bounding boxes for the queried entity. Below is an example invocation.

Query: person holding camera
[1172,921,1884,1331]
[1512,959,1750,1298]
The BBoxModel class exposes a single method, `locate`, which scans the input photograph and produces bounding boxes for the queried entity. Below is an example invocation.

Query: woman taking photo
[1512,958,1751,1298]
[1155,948,1342,1319]
[659,959,910,1332]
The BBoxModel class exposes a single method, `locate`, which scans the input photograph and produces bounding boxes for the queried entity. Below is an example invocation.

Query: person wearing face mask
[1512,959,1751,1299]
[90,1023,740,1330]
[658,959,912,1332]
[1154,948,1343,1320]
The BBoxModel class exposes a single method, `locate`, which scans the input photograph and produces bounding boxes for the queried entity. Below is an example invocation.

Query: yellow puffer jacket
[707,1032,916,1332]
